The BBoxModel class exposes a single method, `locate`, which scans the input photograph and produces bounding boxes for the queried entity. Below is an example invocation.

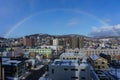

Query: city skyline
[1,0,120,38]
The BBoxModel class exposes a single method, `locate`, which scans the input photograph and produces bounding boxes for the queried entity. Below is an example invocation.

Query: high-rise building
[71,37,79,49]
[26,37,35,47]
[53,38,58,46]
[58,38,66,47]
[71,36,85,49]
[19,37,26,46]
[79,37,84,48]
[61,37,72,49]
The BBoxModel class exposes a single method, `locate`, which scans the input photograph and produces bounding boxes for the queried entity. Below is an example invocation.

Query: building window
[102,62,105,64]
[71,69,78,71]
[81,77,85,79]
[64,68,68,71]
[102,66,104,68]
[52,69,54,74]
[95,66,98,68]
[71,76,78,79]
[95,62,98,64]
[98,66,100,69]
[81,69,85,71]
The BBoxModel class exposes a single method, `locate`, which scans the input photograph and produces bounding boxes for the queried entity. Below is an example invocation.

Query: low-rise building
[89,54,109,70]
[24,48,53,59]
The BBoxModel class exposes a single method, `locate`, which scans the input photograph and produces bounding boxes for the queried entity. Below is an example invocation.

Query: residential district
[0,34,120,80]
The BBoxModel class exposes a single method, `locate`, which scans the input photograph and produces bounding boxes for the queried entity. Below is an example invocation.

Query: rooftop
[2,58,21,66]
[60,52,86,57]
[51,59,88,67]
[90,54,99,60]
[51,59,79,66]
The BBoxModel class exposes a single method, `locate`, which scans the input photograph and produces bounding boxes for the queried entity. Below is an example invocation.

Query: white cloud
[90,24,120,37]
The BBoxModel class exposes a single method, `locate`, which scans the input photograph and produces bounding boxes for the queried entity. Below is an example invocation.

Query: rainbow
[4,9,109,38]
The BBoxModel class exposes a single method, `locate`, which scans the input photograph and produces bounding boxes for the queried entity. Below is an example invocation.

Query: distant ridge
[0,37,6,40]
[93,35,120,39]
[2,33,120,39]
[24,33,88,38]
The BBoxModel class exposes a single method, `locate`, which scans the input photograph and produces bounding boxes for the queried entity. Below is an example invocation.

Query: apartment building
[53,38,59,46]
[26,37,35,47]
[2,58,26,80]
[49,59,91,80]
[19,37,26,46]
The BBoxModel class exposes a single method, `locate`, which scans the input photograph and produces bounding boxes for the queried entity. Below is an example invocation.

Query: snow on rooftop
[7,60,21,63]
[2,58,21,65]
[52,59,79,66]
[60,52,86,57]
[2,58,10,62]
[51,59,89,67]
[60,53,74,56]
[90,54,99,60]
[40,45,57,50]
[82,59,87,63]
[80,63,88,67]
[39,77,46,80]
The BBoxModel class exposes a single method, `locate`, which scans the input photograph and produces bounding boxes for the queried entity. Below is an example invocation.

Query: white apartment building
[49,59,91,80]
[53,39,58,46]
[66,48,120,56]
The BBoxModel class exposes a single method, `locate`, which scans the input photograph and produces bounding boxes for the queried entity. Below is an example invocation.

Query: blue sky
[1,0,120,38]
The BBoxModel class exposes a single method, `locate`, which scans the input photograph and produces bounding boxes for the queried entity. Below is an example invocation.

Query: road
[24,66,47,80]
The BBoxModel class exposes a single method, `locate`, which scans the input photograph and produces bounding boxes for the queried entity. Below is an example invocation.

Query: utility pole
[2,68,4,80]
